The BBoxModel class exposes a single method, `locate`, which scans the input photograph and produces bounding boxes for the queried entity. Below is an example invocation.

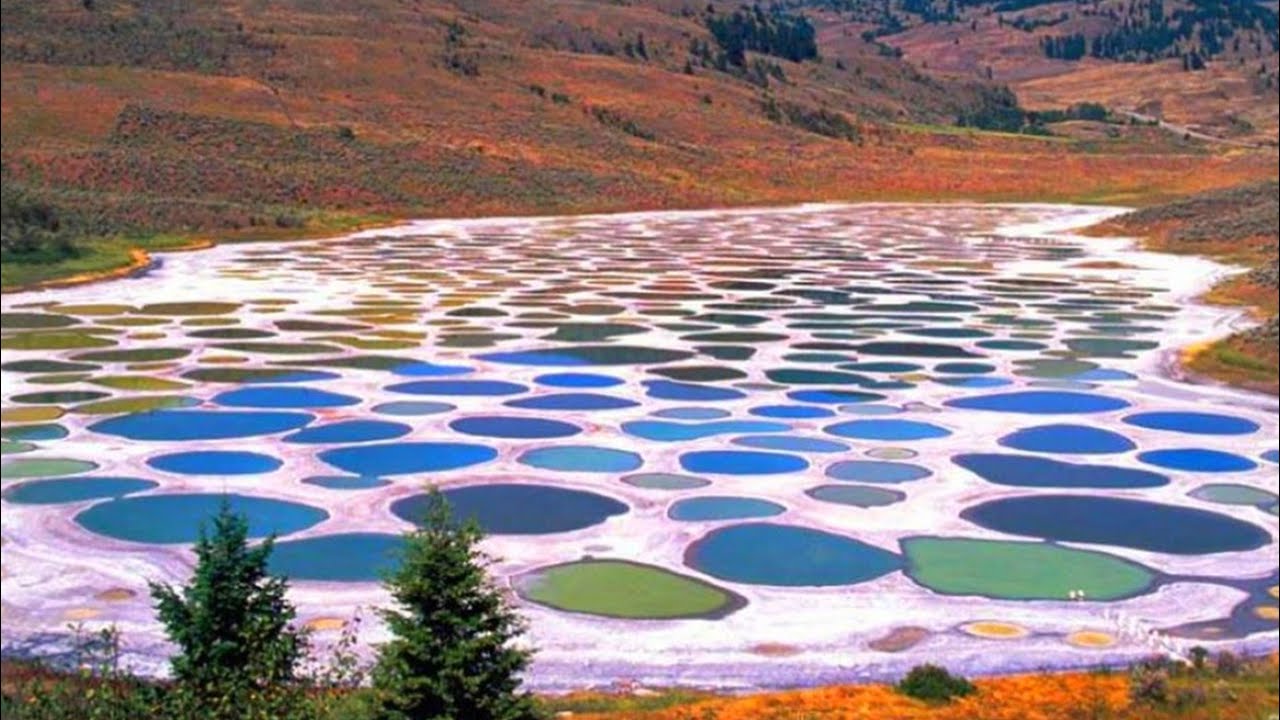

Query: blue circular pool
[148,451,282,475]
[685,523,901,586]
[268,532,404,581]
[392,484,628,534]
[998,424,1136,454]
[90,410,314,441]
[1137,448,1258,473]
[825,460,931,483]
[534,372,624,388]
[386,379,528,396]
[505,393,637,411]
[945,390,1129,414]
[319,442,497,476]
[283,420,411,444]
[961,494,1270,554]
[213,386,361,409]
[517,445,643,473]
[450,416,582,439]
[954,453,1168,488]
[1123,411,1259,436]
[5,476,158,505]
[76,493,328,544]
[823,419,951,441]
[679,450,809,475]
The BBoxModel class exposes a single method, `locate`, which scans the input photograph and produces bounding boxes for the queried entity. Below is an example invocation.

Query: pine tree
[373,490,539,720]
[149,499,306,719]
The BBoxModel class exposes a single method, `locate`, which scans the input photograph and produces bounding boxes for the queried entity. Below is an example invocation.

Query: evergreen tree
[373,490,540,720]
[149,499,306,719]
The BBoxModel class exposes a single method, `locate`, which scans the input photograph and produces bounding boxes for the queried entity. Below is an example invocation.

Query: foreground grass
[5,655,1276,720]
[541,657,1279,720]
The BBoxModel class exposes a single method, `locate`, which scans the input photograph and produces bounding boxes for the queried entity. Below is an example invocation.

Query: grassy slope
[1091,180,1279,394]
[3,0,1276,289]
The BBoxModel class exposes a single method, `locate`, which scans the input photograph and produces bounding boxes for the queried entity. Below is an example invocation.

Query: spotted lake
[2,204,1277,688]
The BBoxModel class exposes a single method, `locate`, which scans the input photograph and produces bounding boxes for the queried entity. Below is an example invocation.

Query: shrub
[274,212,305,228]
[896,664,976,702]
[1189,645,1209,672]
[587,106,656,141]
[1,184,83,264]
[1174,684,1208,708]
[761,97,860,142]
[1129,665,1170,705]
[1215,650,1242,677]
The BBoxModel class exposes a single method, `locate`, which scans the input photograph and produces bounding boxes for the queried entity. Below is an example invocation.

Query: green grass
[518,559,742,619]
[0,234,193,290]
[1,194,391,292]
[537,689,713,714]
[890,122,1070,142]
[1208,345,1273,373]
[902,537,1155,601]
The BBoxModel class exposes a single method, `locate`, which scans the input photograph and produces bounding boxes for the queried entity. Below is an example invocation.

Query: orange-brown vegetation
[3,0,1277,225]
[1013,57,1280,144]
[3,648,1278,719]
[549,657,1280,720]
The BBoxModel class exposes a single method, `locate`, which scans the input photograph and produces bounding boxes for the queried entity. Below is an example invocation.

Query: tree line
[704,3,819,66]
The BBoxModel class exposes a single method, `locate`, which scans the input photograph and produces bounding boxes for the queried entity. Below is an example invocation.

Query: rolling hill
[1,0,1276,287]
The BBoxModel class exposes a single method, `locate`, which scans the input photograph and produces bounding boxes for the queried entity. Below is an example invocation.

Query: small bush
[587,106,656,140]
[1189,645,1209,672]
[1215,650,1242,677]
[761,97,860,142]
[1173,684,1208,709]
[1129,665,1170,705]
[1,184,83,264]
[275,212,305,228]
[896,664,976,702]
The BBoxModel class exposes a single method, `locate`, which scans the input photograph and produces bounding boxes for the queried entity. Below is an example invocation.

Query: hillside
[2,0,1276,289]
[805,0,1280,143]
